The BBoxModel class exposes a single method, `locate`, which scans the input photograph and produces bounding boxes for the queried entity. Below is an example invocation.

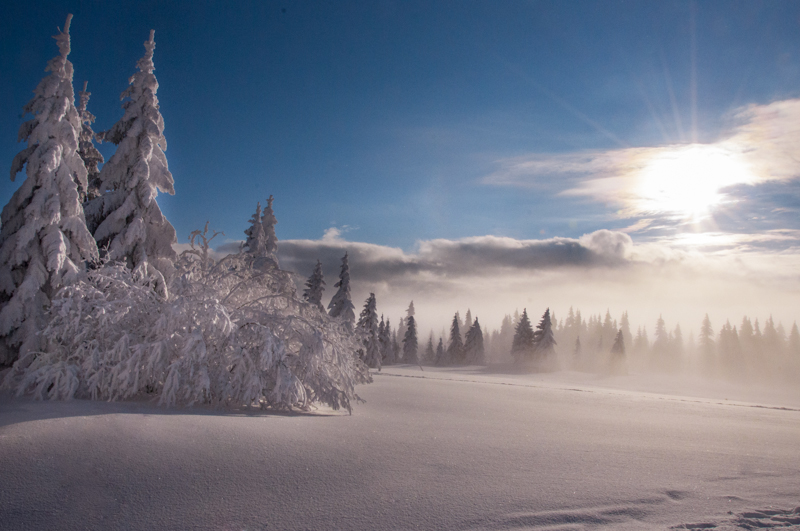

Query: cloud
[481,97,800,230]
[208,229,800,339]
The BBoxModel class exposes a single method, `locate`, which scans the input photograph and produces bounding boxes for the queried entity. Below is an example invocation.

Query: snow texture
[1,365,798,530]
[90,30,177,287]
[0,15,99,366]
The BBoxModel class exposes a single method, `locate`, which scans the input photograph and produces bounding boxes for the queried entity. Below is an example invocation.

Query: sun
[634,144,755,219]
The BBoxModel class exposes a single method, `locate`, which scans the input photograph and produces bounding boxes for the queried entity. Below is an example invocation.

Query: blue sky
[2,1,800,331]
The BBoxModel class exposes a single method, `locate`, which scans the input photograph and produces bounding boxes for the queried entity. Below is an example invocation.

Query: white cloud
[482,97,800,226]
[230,229,800,335]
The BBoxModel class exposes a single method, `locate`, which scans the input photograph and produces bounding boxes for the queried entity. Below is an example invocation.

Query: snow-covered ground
[1,365,799,530]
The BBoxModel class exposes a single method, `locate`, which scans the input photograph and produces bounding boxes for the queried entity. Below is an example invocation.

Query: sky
[2,1,800,336]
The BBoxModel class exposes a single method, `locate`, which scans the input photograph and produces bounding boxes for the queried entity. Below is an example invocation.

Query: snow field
[1,365,799,530]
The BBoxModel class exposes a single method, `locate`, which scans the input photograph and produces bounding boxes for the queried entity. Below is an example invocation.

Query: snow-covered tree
[243,202,266,255]
[302,260,325,312]
[402,314,418,364]
[511,309,534,362]
[3,232,371,411]
[464,317,485,365]
[447,313,464,364]
[88,29,177,292]
[1,15,99,366]
[328,252,355,328]
[76,81,103,204]
[357,293,381,369]
[176,221,222,280]
[262,195,278,258]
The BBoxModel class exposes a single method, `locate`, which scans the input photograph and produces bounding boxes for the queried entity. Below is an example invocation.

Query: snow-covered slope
[1,366,798,530]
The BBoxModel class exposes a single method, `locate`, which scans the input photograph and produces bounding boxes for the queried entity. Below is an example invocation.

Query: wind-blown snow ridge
[673,506,800,529]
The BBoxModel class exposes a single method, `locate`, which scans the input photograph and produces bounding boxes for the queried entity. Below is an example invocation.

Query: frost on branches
[3,249,371,412]
[0,15,99,366]
[76,81,103,205]
[87,30,177,291]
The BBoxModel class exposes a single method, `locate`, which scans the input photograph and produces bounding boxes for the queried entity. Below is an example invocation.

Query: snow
[2,365,798,530]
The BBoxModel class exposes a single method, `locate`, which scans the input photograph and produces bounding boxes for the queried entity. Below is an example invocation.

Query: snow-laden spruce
[76,81,104,205]
[302,260,325,312]
[0,15,99,366]
[356,293,381,369]
[328,252,355,327]
[402,314,418,364]
[244,202,267,255]
[262,195,278,260]
[3,243,371,411]
[86,30,177,293]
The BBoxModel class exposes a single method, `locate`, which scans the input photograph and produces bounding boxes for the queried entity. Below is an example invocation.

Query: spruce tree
[1,15,99,365]
[380,316,394,364]
[434,337,446,366]
[261,195,278,260]
[447,313,464,364]
[402,314,418,364]
[90,30,177,289]
[76,81,104,204]
[424,333,435,364]
[573,336,582,366]
[511,309,534,362]
[699,314,715,373]
[302,260,325,312]
[611,329,625,357]
[243,202,266,255]
[532,308,557,360]
[357,293,380,369]
[328,252,355,327]
[464,317,485,365]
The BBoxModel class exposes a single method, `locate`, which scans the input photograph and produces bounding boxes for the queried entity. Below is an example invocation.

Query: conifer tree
[261,195,278,260]
[511,308,534,362]
[302,260,325,312]
[1,15,99,365]
[380,316,394,364]
[424,333,435,364]
[611,329,625,357]
[90,29,177,288]
[788,322,800,362]
[434,337,446,366]
[447,313,464,364]
[243,202,266,255]
[357,293,380,368]
[464,317,485,364]
[402,314,418,364]
[76,81,103,204]
[532,308,557,360]
[328,252,355,327]
[620,311,632,350]
[699,314,715,373]
[573,336,582,366]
